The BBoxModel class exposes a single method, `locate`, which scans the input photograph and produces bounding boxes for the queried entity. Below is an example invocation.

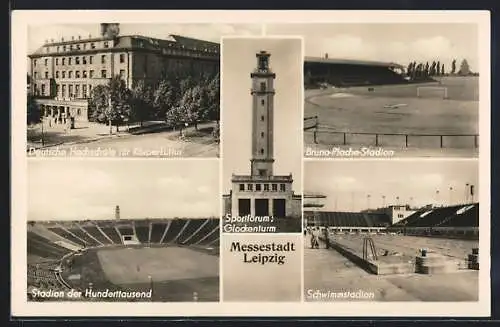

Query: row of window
[57,83,93,99]
[45,41,110,54]
[239,183,287,192]
[35,53,126,67]
[34,69,126,80]
[34,83,93,98]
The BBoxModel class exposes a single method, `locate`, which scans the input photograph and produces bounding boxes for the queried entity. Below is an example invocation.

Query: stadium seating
[81,225,113,245]
[395,204,479,228]
[99,226,122,244]
[309,211,391,228]
[48,227,86,247]
[134,224,150,243]
[27,232,72,258]
[305,61,407,88]
[187,219,219,245]
[176,219,206,244]
[67,226,101,247]
[150,222,168,243]
[28,218,220,257]
[161,219,186,243]
[439,205,478,227]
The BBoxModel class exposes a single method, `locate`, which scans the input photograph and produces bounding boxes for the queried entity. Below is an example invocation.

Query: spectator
[323,228,330,249]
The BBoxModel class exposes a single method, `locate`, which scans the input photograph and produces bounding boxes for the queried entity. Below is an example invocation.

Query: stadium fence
[304,117,478,149]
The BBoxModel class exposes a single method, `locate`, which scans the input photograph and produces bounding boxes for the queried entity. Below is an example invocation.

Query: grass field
[304,77,479,156]
[304,234,479,301]
[62,246,219,302]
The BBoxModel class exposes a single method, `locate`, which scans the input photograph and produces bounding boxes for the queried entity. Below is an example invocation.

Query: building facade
[28,23,220,122]
[223,51,301,219]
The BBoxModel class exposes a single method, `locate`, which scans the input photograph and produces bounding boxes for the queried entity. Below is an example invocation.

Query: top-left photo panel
[26,23,259,158]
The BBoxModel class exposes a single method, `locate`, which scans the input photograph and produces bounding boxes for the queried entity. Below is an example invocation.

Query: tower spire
[250,51,276,178]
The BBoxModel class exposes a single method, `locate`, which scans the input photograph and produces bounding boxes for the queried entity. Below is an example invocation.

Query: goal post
[416,86,448,99]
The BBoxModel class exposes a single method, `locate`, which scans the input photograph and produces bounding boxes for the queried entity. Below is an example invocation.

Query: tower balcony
[231,174,293,183]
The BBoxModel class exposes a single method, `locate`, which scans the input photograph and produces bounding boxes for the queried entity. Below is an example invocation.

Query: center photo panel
[220,37,304,301]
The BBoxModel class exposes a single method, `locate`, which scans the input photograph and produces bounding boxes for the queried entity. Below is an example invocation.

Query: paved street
[27,120,219,158]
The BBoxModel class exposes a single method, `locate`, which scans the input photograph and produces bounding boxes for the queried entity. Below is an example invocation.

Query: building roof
[29,33,219,57]
[305,56,404,69]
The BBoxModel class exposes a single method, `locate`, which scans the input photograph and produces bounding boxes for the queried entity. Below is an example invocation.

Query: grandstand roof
[305,56,404,69]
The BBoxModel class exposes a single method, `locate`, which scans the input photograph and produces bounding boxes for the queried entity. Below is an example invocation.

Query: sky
[266,23,479,73]
[304,160,478,212]
[27,23,262,53]
[221,38,303,193]
[28,160,220,220]
[27,23,479,74]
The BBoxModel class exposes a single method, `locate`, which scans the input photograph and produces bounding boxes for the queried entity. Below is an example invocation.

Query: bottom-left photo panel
[26,159,220,302]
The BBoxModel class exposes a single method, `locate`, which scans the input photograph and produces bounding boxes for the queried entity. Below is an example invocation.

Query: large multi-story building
[28,23,220,122]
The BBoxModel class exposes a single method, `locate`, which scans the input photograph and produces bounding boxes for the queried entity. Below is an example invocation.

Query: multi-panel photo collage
[12,10,491,317]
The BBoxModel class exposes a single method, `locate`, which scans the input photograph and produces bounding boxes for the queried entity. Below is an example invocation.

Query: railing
[304,119,478,149]
[304,115,319,131]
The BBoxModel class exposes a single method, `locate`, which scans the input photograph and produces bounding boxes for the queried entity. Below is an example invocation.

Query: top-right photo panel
[267,23,481,158]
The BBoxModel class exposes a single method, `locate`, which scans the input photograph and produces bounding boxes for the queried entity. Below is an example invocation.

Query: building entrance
[238,199,251,216]
[273,199,286,218]
[255,199,269,216]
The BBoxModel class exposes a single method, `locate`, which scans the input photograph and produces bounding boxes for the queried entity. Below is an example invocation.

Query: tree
[206,73,220,122]
[152,79,175,120]
[436,61,441,76]
[424,62,430,77]
[165,104,187,136]
[406,62,413,78]
[415,63,422,79]
[430,61,436,76]
[27,94,41,125]
[441,63,445,75]
[107,76,132,132]
[451,59,457,74]
[87,76,132,134]
[88,84,109,123]
[458,59,471,75]
[410,61,417,80]
[131,81,154,127]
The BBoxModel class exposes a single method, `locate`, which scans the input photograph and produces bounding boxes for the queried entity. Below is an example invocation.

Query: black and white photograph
[221,37,303,233]
[27,160,220,302]
[303,160,480,302]
[13,10,490,317]
[265,23,480,158]
[27,23,260,158]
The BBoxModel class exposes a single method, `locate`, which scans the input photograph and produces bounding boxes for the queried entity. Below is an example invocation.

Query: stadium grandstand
[304,56,407,88]
[305,211,391,233]
[305,202,478,239]
[27,218,220,302]
[389,203,479,239]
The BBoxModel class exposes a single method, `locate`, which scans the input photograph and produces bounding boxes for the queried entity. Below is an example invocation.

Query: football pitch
[304,77,479,156]
[64,246,220,302]
[97,247,219,284]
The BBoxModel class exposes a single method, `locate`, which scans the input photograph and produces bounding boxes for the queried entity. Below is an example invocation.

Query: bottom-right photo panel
[303,160,479,302]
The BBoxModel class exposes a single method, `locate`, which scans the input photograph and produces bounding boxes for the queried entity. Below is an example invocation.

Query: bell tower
[250,51,276,178]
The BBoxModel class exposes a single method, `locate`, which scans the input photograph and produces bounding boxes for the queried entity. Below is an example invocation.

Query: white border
[12,10,491,317]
